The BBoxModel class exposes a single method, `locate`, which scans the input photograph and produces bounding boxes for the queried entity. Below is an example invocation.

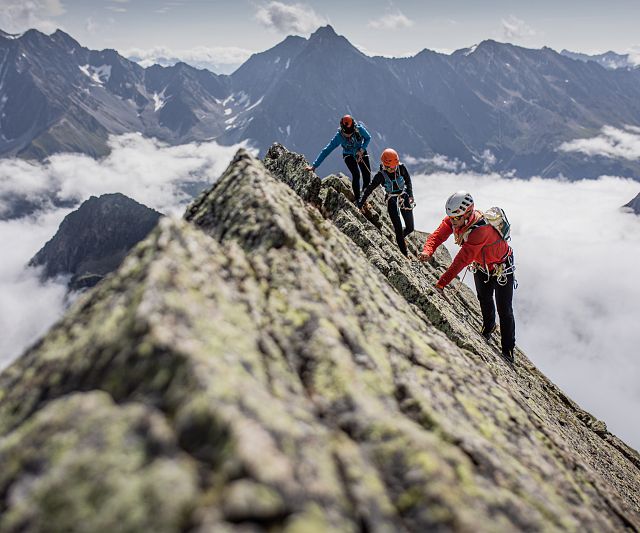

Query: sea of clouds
[1,134,639,450]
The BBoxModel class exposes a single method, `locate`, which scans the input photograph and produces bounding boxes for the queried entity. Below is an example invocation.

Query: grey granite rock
[0,144,638,532]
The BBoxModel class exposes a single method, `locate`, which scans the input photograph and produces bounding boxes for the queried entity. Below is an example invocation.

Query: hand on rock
[305,165,315,172]
[418,252,433,264]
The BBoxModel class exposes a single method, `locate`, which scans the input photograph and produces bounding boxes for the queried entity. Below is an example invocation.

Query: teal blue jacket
[312,123,371,168]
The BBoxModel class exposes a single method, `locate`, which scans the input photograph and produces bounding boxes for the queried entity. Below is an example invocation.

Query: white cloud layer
[0,0,65,34]
[0,210,69,368]
[124,45,254,73]
[367,11,413,31]
[255,1,325,35]
[412,172,640,449]
[559,125,640,161]
[403,153,468,172]
[501,15,536,41]
[0,134,250,218]
[0,136,250,368]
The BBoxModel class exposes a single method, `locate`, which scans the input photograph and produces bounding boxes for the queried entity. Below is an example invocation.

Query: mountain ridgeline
[2,26,640,179]
[0,145,638,531]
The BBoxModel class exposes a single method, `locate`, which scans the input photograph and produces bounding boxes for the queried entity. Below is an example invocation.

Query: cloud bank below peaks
[0,134,252,218]
[559,125,640,161]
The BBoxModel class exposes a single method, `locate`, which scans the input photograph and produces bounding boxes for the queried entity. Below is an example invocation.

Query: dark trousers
[387,194,414,257]
[474,268,515,355]
[344,153,371,201]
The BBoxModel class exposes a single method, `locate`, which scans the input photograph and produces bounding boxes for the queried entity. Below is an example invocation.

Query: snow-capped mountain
[2,26,640,180]
[560,49,639,70]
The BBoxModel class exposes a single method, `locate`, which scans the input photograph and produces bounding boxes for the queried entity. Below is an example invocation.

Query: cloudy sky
[2,0,640,72]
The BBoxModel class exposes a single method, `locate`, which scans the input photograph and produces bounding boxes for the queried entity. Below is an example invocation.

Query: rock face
[1,145,639,531]
[623,192,640,214]
[29,193,162,290]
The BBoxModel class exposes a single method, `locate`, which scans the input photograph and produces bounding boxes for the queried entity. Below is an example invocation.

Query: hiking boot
[481,324,496,341]
[502,349,515,365]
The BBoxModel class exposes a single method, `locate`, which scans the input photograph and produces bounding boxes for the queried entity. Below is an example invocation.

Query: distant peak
[310,25,337,37]
[0,29,24,39]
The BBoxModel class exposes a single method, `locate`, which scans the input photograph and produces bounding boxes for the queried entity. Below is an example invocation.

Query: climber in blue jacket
[306,115,372,202]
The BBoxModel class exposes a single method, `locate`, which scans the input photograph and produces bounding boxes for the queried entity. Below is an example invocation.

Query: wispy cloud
[124,45,254,73]
[367,11,413,31]
[412,172,640,449]
[501,15,536,41]
[0,0,65,33]
[559,125,640,161]
[106,6,127,12]
[628,46,640,66]
[403,153,467,172]
[255,1,326,35]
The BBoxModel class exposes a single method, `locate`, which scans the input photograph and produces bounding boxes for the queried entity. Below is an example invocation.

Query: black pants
[387,193,414,257]
[344,153,371,201]
[474,267,515,355]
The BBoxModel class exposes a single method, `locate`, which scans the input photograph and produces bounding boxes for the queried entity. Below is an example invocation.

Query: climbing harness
[469,254,517,287]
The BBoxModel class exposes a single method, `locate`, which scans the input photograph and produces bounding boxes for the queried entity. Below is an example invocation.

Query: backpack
[458,207,511,245]
[482,207,511,241]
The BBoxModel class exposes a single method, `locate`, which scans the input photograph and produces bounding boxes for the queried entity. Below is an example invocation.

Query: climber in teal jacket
[306,115,372,202]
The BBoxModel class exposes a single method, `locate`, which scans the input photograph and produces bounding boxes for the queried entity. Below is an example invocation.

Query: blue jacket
[312,123,371,168]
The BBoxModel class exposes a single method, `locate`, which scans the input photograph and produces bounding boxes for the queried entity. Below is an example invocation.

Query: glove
[406,196,416,209]
[305,165,315,171]
[418,252,433,263]
[356,149,364,162]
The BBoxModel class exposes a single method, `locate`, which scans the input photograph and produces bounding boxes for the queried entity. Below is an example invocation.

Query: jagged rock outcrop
[28,193,162,290]
[623,192,640,214]
[0,145,638,532]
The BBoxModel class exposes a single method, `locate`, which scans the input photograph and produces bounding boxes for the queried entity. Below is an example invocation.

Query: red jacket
[422,213,511,288]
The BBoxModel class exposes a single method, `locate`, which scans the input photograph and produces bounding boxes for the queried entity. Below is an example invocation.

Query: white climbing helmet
[445,191,474,217]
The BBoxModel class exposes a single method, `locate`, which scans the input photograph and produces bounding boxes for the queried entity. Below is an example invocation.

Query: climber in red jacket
[418,191,516,364]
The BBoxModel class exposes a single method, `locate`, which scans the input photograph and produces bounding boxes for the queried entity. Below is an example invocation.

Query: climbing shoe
[502,349,515,365]
[481,324,496,341]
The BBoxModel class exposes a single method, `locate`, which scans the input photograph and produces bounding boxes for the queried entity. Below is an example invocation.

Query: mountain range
[2,26,640,179]
[560,49,639,70]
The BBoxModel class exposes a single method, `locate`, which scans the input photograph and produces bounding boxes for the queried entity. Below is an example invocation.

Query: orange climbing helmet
[380,148,400,170]
[340,114,355,134]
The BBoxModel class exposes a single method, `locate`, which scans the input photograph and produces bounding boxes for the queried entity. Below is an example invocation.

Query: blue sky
[2,0,640,70]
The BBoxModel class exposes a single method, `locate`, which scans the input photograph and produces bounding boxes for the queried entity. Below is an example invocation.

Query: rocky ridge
[0,145,638,531]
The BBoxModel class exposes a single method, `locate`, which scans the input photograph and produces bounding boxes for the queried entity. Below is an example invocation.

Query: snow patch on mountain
[152,91,167,112]
[464,44,478,56]
[79,64,112,85]
[244,96,264,112]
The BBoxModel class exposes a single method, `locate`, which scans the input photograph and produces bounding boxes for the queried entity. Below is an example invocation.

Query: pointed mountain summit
[29,193,162,290]
[623,192,640,214]
[1,145,638,530]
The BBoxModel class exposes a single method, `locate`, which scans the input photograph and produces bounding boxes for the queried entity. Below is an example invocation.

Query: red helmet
[380,148,400,169]
[340,114,355,134]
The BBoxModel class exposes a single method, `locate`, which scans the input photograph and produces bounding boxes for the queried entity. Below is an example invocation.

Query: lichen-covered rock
[0,145,638,532]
